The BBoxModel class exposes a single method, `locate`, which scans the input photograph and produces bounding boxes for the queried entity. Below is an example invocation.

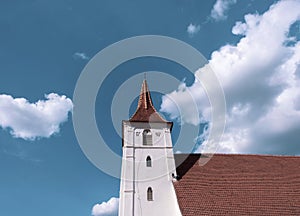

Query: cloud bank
[161,0,300,155]
[92,197,119,216]
[0,93,73,140]
[210,0,237,21]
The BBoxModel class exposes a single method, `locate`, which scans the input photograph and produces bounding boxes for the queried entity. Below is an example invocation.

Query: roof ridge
[174,153,300,158]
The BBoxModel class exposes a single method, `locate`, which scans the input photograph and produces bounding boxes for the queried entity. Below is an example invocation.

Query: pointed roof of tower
[129,79,169,123]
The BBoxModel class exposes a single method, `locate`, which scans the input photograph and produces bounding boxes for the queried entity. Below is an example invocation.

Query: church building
[118,80,300,216]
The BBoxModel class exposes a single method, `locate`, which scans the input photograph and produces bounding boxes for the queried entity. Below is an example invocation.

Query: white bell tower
[118,79,182,216]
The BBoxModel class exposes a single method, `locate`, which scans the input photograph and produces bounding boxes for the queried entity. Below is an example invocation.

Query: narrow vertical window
[146,156,152,167]
[143,129,152,145]
[147,187,153,201]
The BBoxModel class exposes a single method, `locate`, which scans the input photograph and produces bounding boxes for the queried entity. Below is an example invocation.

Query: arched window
[143,129,152,145]
[147,187,153,201]
[146,156,152,167]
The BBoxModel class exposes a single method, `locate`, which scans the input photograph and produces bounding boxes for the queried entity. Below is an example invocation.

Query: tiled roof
[174,154,300,216]
[129,80,170,123]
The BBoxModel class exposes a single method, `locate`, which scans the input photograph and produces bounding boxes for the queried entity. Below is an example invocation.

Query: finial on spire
[144,72,147,80]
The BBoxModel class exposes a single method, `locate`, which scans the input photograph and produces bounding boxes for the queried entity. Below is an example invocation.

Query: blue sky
[1,0,300,215]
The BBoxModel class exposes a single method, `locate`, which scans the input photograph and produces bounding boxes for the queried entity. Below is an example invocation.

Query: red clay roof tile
[129,79,169,123]
[174,154,300,215]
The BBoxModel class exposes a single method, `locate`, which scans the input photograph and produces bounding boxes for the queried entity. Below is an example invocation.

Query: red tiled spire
[129,79,168,122]
[138,79,152,110]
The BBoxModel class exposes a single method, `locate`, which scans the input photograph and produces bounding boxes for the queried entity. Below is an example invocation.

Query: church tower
[118,79,182,216]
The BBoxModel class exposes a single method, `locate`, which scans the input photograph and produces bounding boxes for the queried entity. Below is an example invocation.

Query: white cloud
[161,0,300,155]
[0,93,73,140]
[187,23,200,37]
[160,80,210,126]
[73,52,90,60]
[92,197,119,216]
[210,0,237,21]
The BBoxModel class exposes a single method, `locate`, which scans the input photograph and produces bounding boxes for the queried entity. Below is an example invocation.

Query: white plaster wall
[119,122,182,216]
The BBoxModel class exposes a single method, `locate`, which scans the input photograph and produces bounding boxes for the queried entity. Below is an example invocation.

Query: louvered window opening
[147,187,153,201]
[143,129,152,145]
